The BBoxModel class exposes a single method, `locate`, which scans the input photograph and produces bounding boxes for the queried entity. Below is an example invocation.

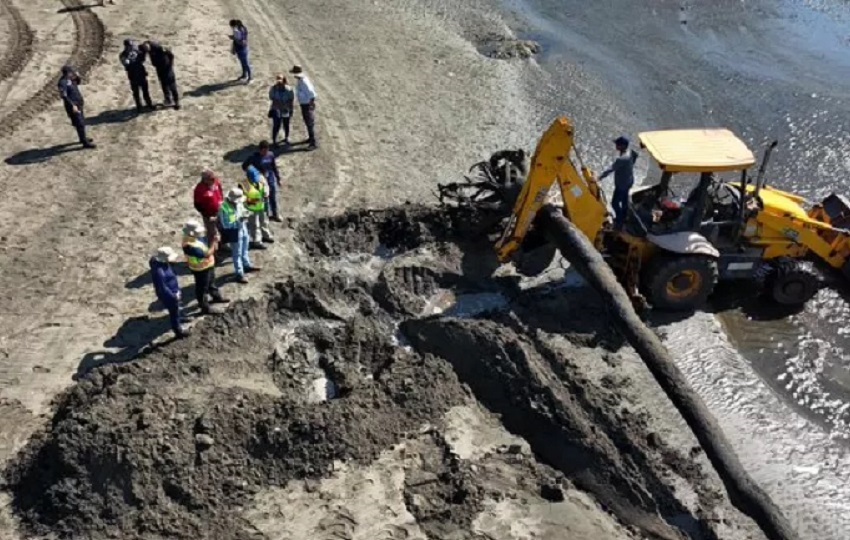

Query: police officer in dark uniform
[57,65,95,149]
[119,39,154,113]
[140,40,179,109]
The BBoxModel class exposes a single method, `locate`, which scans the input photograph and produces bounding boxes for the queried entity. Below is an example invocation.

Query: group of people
[150,139,285,338]
[58,21,319,151]
[56,38,178,149]
[54,18,323,339]
[119,39,181,112]
[268,66,318,148]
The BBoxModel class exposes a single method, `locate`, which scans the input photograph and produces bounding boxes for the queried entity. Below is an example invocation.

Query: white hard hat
[182,219,205,237]
[227,187,245,203]
[152,246,179,263]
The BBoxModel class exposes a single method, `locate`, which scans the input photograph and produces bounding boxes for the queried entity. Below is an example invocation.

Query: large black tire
[767,258,819,306]
[642,255,719,311]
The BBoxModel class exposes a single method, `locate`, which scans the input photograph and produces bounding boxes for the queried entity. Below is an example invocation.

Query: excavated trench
[4,205,744,539]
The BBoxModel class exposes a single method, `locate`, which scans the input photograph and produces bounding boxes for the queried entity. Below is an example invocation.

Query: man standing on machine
[599,136,638,229]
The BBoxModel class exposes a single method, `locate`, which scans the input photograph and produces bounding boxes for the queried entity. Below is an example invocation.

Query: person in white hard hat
[218,187,261,283]
[149,246,189,338]
[181,220,228,315]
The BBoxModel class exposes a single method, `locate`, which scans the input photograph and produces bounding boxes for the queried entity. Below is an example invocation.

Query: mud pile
[4,205,759,539]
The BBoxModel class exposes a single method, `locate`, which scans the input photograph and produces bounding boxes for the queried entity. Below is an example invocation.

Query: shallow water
[500,0,850,537]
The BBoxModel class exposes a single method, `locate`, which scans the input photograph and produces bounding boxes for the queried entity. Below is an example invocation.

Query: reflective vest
[219,201,238,228]
[241,179,265,213]
[182,237,215,272]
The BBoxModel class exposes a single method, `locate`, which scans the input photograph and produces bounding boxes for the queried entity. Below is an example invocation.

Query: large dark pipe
[536,204,800,540]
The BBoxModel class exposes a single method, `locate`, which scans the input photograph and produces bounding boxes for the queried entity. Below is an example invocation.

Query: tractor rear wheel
[767,259,819,305]
[642,255,719,311]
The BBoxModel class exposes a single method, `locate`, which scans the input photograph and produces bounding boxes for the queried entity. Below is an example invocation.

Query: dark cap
[613,136,630,147]
[289,64,303,74]
[123,38,134,47]
[61,65,75,74]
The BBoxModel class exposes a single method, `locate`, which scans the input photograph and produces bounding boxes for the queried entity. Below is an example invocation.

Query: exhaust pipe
[754,140,779,198]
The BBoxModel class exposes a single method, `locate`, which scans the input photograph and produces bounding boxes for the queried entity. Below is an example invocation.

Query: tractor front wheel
[767,259,819,306]
[642,255,719,311]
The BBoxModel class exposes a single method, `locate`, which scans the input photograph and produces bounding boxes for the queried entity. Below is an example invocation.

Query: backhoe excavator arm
[494,117,609,262]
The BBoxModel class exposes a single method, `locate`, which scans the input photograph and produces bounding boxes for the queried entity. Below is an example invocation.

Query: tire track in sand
[0,0,35,84]
[0,0,105,140]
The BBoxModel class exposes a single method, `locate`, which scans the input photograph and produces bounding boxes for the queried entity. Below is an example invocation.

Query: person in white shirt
[290,65,318,149]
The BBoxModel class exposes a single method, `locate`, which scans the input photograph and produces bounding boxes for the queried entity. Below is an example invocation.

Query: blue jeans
[235,47,251,80]
[162,296,182,335]
[612,187,630,227]
[266,172,279,218]
[232,223,253,276]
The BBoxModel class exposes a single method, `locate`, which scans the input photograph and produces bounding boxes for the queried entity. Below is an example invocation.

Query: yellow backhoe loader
[439,116,850,311]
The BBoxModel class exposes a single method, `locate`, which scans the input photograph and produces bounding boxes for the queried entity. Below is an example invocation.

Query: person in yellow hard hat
[181,220,228,315]
[241,165,273,249]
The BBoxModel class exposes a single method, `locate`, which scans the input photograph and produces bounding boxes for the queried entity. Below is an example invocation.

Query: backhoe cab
[440,117,850,311]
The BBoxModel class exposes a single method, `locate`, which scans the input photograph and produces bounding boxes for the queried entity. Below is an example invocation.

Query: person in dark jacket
[599,135,639,229]
[241,140,283,221]
[141,40,179,109]
[149,246,190,338]
[57,65,95,149]
[119,39,153,113]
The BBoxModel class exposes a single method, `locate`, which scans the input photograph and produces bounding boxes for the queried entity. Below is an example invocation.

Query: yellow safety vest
[240,179,265,213]
[182,237,215,272]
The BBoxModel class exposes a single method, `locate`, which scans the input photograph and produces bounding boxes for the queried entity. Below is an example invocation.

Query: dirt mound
[297,204,501,258]
[4,205,755,539]
[475,34,541,60]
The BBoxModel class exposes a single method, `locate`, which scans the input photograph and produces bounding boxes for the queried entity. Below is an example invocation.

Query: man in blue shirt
[149,246,189,338]
[599,136,639,229]
[57,65,95,149]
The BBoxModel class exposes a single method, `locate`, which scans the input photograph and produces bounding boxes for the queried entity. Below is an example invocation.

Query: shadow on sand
[4,143,85,166]
[184,80,243,98]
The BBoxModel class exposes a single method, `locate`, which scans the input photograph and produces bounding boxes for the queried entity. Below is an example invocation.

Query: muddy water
[499,0,850,538]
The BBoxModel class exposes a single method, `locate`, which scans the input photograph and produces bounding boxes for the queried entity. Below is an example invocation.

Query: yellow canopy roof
[638,128,756,173]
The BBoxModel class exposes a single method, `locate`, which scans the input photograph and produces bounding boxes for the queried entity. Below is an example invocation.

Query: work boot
[236,275,249,284]
[83,141,97,149]
[174,103,181,110]
[262,237,275,244]
[249,241,267,250]
[246,266,261,273]
[210,296,230,304]
[270,215,283,223]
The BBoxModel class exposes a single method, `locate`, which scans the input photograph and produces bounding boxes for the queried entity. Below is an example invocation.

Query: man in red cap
[193,169,223,244]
